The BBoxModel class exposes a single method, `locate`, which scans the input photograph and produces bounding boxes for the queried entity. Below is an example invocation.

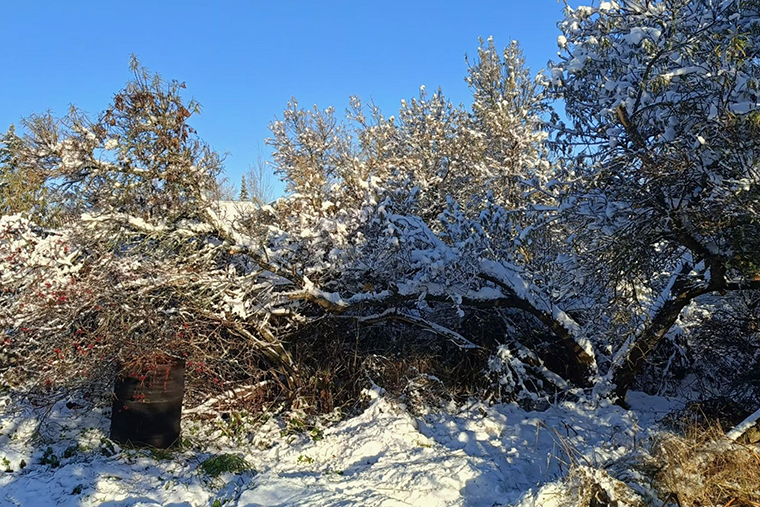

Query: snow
[645,262,682,320]
[81,213,169,233]
[0,391,684,507]
[479,260,534,304]
[623,27,647,45]
[730,101,757,114]
[598,2,614,12]
[727,407,760,441]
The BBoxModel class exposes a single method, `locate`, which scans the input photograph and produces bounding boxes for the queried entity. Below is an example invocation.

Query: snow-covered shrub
[0,64,297,406]
[517,464,650,507]
[0,214,83,384]
[561,466,648,507]
[634,292,760,404]
[0,211,289,401]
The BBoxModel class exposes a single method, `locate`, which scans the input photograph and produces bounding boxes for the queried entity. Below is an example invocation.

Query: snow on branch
[480,259,596,369]
[727,408,760,442]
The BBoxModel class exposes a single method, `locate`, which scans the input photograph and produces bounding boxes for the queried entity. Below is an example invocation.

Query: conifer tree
[240,174,249,201]
[0,124,49,221]
[551,0,760,401]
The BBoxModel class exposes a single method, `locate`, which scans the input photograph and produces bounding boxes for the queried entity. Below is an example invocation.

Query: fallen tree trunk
[727,408,760,444]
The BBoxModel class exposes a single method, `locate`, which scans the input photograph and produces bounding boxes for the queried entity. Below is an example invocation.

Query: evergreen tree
[240,174,249,201]
[551,0,760,401]
[0,124,49,220]
[12,57,221,223]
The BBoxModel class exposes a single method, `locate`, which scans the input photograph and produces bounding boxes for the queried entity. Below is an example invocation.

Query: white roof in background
[210,200,258,226]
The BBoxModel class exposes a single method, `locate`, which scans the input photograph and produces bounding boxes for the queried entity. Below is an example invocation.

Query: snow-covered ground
[0,389,682,507]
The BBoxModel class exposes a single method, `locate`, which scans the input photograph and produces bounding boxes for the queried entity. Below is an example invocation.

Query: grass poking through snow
[199,453,252,478]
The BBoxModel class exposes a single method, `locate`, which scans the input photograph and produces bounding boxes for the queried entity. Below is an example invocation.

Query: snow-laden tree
[262,39,597,396]
[465,39,555,210]
[1,62,295,403]
[15,57,222,224]
[551,0,760,400]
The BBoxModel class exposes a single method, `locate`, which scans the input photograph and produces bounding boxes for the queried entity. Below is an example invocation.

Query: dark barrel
[110,360,185,448]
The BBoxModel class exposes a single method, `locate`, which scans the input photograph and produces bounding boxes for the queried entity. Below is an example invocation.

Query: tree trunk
[479,271,596,388]
[611,284,708,402]
[517,302,596,388]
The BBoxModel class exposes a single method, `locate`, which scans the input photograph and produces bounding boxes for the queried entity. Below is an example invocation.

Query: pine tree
[0,124,49,220]
[239,174,249,201]
[11,58,221,223]
[551,0,760,401]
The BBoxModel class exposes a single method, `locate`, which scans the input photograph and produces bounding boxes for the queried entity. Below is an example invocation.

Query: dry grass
[555,466,648,507]
[651,424,760,507]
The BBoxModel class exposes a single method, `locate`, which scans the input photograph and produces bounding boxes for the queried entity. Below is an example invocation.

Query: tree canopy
[2,2,759,409]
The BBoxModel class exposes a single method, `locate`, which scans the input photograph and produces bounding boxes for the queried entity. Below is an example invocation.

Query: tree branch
[354,308,480,349]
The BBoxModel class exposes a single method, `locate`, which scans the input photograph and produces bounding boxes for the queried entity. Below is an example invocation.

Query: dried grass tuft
[651,424,760,507]
[558,466,648,507]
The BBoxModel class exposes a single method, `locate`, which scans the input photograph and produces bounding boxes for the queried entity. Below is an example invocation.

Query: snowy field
[0,389,681,507]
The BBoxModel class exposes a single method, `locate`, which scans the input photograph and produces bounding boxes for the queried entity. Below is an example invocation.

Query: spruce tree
[240,174,249,201]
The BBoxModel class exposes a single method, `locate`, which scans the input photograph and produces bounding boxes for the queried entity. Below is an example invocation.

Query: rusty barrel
[110,360,185,448]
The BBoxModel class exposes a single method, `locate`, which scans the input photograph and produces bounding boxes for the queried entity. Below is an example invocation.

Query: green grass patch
[63,444,79,459]
[40,447,60,468]
[199,454,251,478]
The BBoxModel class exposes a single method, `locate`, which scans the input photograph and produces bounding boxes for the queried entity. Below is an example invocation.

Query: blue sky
[1,1,567,197]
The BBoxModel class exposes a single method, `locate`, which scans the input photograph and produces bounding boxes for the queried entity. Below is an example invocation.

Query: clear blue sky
[1,1,566,197]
